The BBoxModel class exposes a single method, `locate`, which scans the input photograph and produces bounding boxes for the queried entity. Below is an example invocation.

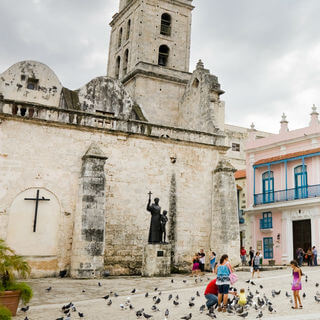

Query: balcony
[254,184,320,205]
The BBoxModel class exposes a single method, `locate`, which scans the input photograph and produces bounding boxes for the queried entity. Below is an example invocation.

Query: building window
[27,78,39,90]
[260,212,272,229]
[263,237,273,259]
[118,27,123,48]
[294,165,308,199]
[126,19,131,40]
[232,143,240,152]
[115,56,121,79]
[123,49,129,75]
[158,45,169,66]
[160,13,171,36]
[262,171,274,203]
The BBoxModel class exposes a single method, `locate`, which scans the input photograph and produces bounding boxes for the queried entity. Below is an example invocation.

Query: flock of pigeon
[18,272,320,320]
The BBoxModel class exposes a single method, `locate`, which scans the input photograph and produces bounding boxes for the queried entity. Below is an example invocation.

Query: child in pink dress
[290,260,302,309]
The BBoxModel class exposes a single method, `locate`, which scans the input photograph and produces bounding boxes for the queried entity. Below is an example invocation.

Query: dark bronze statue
[160,210,168,243]
[146,192,162,244]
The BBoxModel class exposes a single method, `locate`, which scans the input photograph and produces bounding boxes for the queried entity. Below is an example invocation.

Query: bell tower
[107,0,194,126]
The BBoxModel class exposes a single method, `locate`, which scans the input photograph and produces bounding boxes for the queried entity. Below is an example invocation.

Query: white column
[281,213,289,263]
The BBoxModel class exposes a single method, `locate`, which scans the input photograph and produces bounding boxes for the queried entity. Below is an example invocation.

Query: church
[0,0,246,278]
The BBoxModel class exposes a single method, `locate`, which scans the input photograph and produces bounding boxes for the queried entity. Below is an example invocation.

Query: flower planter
[0,291,21,316]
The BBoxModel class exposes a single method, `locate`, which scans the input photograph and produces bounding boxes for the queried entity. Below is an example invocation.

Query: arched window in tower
[160,13,171,36]
[115,56,121,79]
[118,28,123,48]
[158,45,170,66]
[126,19,131,40]
[123,49,129,75]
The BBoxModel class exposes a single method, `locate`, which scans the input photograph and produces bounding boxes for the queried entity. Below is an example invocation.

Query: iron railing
[254,184,320,205]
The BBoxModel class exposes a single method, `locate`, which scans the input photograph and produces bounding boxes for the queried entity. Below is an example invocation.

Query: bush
[5,282,33,304]
[0,305,12,320]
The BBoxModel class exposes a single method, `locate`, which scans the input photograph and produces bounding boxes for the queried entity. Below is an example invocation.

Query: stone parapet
[0,99,227,148]
[142,243,171,277]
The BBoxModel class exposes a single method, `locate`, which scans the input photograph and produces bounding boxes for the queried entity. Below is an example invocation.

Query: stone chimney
[196,59,204,70]
[309,104,319,128]
[279,113,289,134]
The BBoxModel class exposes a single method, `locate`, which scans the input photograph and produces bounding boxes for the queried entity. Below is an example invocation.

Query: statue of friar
[146,192,162,244]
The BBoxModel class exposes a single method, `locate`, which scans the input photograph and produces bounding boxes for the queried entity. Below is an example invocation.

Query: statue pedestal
[142,243,171,277]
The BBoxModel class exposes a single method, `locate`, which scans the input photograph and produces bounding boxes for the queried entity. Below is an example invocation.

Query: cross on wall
[24,189,50,232]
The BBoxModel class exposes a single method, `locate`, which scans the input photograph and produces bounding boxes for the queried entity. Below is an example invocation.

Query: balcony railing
[254,184,320,205]
[260,218,272,229]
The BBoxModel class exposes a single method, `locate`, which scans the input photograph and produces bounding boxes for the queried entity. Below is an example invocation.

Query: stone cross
[24,189,50,232]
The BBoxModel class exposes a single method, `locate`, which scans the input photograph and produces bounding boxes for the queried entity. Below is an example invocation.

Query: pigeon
[59,270,67,278]
[274,290,281,295]
[206,312,216,319]
[259,285,263,289]
[114,292,119,297]
[24,318,29,320]
[199,304,205,313]
[165,309,169,317]
[171,279,174,283]
[190,296,195,301]
[78,312,84,318]
[246,280,251,283]
[98,282,102,287]
[168,294,173,301]
[56,318,64,320]
[315,296,320,302]
[155,297,161,304]
[227,305,233,315]
[151,305,159,312]
[103,295,109,300]
[21,306,29,312]
[251,281,256,285]
[107,299,112,306]
[120,304,125,310]
[256,311,263,318]
[196,291,200,297]
[173,300,179,306]
[238,312,249,318]
[129,304,134,310]
[176,295,179,300]
[268,305,276,313]
[188,302,195,307]
[131,288,136,294]
[82,289,86,293]
[303,292,306,298]
[285,292,290,298]
[316,283,319,287]
[46,286,52,292]
[136,309,144,317]
[181,313,192,320]
[143,312,153,319]
[154,287,158,291]
[145,292,149,298]
[183,280,187,283]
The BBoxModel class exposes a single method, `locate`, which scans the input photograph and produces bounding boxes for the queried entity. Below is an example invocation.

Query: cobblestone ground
[15,267,320,320]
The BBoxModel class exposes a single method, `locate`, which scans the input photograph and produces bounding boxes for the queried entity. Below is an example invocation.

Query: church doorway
[292,219,311,258]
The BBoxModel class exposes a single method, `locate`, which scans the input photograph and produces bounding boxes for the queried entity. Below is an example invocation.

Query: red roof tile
[254,147,320,166]
[235,169,246,179]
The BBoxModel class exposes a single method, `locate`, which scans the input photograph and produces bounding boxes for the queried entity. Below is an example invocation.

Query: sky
[1,0,320,133]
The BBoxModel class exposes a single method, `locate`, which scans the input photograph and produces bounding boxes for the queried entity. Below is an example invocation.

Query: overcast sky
[1,0,320,133]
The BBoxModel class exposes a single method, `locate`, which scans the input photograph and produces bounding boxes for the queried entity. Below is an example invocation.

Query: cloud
[1,0,320,133]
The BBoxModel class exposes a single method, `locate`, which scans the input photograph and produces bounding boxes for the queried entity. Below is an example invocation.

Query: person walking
[251,251,261,278]
[191,253,200,276]
[306,248,313,266]
[312,246,318,266]
[296,248,304,267]
[198,249,206,274]
[240,247,247,266]
[215,254,233,312]
[209,251,216,272]
[290,260,303,309]
[249,247,255,267]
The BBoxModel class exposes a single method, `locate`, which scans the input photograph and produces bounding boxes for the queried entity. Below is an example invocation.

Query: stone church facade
[0,0,243,278]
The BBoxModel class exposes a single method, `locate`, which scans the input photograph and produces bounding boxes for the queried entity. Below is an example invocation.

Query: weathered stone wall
[178,60,225,133]
[0,61,62,107]
[0,117,232,276]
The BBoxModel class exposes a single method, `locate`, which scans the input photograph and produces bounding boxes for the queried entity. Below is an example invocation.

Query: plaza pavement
[15,267,320,320]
